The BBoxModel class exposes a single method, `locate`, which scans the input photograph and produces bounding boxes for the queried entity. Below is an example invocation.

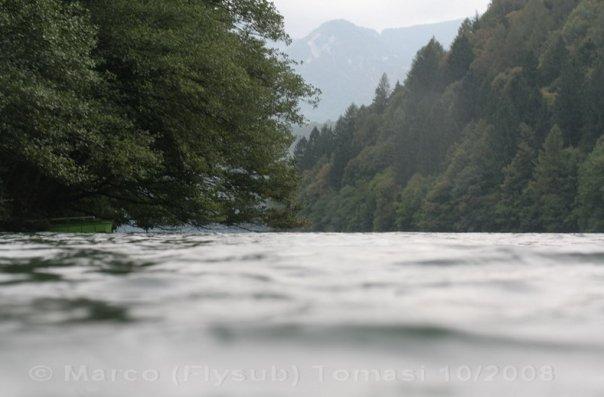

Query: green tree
[528,126,580,232]
[394,39,447,182]
[0,0,157,229]
[373,73,391,113]
[422,121,502,232]
[0,0,315,230]
[496,124,538,230]
[329,105,358,188]
[404,38,445,94]
[555,57,585,146]
[445,19,475,83]
[395,174,432,230]
[370,169,399,231]
[581,58,604,149]
[293,137,309,170]
[85,0,313,227]
[576,137,604,232]
[538,34,568,85]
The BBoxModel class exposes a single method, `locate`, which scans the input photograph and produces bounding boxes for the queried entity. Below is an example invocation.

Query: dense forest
[295,0,604,233]
[0,0,315,230]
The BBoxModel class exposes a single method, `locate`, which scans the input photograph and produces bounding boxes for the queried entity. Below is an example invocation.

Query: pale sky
[273,0,491,38]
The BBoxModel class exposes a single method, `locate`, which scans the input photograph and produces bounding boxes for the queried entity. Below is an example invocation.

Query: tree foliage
[528,126,580,232]
[295,0,604,232]
[0,0,315,230]
[576,137,604,231]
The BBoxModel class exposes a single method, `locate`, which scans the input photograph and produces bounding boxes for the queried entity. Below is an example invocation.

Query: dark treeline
[295,0,604,232]
[0,0,315,230]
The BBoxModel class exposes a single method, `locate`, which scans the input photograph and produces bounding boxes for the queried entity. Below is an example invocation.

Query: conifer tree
[539,34,568,85]
[446,19,475,83]
[555,58,585,146]
[294,137,309,171]
[581,59,604,149]
[396,174,432,230]
[373,73,391,113]
[497,124,538,230]
[329,105,358,188]
[405,39,445,94]
[576,137,604,232]
[421,121,501,232]
[529,126,580,232]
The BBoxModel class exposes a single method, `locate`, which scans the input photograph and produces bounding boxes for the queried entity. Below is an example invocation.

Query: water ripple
[0,232,603,397]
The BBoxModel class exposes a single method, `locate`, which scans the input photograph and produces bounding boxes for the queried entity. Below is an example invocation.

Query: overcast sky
[273,0,491,38]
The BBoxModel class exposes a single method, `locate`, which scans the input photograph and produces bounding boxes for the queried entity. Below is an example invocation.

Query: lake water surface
[1,232,604,396]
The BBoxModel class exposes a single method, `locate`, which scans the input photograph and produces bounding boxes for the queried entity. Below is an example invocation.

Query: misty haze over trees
[295,0,604,233]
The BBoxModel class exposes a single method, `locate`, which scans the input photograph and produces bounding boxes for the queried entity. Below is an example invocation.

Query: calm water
[1,232,604,397]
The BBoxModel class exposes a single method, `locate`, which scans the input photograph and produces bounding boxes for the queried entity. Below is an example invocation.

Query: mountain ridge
[284,18,464,122]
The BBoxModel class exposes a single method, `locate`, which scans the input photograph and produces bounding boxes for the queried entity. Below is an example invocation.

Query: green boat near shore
[47,217,114,234]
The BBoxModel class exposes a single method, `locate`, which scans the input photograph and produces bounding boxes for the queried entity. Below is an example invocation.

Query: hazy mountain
[285,19,463,122]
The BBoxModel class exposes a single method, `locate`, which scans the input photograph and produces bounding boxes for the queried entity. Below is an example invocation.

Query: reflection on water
[0,232,603,396]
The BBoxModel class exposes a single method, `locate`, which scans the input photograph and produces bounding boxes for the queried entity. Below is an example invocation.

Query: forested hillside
[295,0,604,232]
[0,0,314,230]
